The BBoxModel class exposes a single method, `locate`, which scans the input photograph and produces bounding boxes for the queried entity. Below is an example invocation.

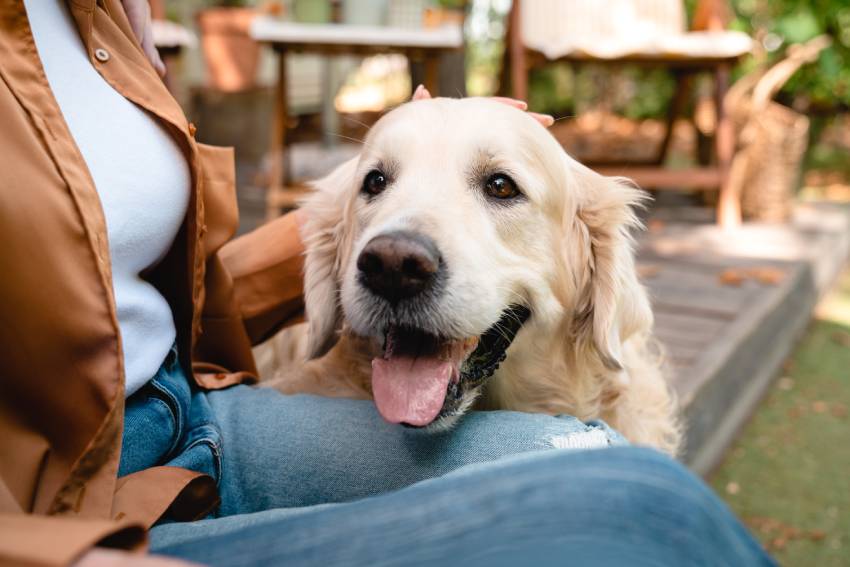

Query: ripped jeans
[122,352,774,566]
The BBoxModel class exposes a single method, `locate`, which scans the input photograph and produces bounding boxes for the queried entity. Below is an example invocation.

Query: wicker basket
[726,36,831,222]
[734,100,810,221]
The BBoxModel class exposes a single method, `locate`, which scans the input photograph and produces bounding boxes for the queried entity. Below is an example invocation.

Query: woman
[0,1,773,566]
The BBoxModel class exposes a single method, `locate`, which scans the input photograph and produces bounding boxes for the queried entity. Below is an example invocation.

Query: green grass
[711,269,850,566]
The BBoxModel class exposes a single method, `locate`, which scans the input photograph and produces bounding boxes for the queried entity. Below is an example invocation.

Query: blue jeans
[123,352,775,566]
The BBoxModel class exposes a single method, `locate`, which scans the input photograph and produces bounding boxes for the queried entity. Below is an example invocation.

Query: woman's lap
[150,446,775,567]
[126,365,773,566]
[206,384,625,515]
[122,362,623,516]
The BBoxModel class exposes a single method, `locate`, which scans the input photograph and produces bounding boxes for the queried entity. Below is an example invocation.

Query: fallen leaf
[748,516,781,534]
[831,403,848,418]
[725,481,740,495]
[746,516,824,551]
[648,219,666,234]
[749,267,785,285]
[777,377,794,391]
[637,264,661,279]
[830,331,850,348]
[783,526,801,539]
[719,269,746,286]
[812,401,829,414]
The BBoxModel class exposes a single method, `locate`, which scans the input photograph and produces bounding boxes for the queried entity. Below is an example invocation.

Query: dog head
[301,97,651,428]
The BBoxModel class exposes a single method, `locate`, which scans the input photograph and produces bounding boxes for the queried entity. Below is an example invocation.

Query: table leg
[654,72,690,165]
[714,63,740,228]
[266,50,289,221]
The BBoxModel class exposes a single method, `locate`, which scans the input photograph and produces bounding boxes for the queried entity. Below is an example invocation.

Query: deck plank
[636,203,850,474]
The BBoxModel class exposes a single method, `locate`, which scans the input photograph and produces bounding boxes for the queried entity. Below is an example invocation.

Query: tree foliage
[705,0,850,110]
[517,0,850,116]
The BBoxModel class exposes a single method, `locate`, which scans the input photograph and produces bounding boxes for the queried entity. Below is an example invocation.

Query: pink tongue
[371,356,452,426]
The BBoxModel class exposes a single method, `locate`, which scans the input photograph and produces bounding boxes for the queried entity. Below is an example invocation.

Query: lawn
[711,268,850,566]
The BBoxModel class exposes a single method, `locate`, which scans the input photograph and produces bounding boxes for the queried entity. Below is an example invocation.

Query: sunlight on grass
[711,269,850,566]
[816,269,850,327]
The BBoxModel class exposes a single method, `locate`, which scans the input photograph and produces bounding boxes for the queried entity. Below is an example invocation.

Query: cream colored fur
[263,98,681,455]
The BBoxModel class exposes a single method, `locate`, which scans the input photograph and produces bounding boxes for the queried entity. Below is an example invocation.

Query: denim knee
[523,446,772,566]
[153,445,774,567]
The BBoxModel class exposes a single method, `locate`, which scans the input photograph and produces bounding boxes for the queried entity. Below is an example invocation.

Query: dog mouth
[371,304,531,427]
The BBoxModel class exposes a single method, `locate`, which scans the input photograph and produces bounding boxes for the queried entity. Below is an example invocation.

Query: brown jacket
[0,1,304,564]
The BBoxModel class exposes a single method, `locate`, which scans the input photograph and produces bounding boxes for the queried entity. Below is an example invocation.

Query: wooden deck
[639,202,850,474]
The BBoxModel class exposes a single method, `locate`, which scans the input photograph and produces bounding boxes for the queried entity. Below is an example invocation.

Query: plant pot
[423,7,464,29]
[197,7,259,92]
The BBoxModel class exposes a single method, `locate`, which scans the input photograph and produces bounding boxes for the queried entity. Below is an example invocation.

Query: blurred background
[151,1,849,564]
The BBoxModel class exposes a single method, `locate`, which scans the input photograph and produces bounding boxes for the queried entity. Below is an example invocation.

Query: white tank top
[24,0,191,396]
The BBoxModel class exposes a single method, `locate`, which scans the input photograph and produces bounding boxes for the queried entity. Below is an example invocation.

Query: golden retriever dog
[263,97,680,455]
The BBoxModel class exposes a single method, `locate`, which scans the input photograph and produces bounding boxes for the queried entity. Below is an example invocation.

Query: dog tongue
[371,356,452,426]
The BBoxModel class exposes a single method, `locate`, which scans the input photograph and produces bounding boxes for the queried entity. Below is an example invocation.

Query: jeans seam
[182,433,223,486]
[149,379,185,460]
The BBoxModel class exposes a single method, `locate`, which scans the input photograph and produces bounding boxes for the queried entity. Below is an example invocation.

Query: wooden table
[251,17,463,218]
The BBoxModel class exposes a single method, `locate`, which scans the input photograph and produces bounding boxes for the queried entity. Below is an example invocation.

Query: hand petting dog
[411,84,555,127]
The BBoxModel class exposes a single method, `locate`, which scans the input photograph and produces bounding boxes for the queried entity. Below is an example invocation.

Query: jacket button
[94,48,110,62]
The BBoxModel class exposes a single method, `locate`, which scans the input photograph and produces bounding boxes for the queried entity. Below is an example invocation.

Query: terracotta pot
[197,7,259,92]
[423,7,464,29]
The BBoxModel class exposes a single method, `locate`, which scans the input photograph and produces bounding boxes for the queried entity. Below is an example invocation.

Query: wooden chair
[504,0,752,227]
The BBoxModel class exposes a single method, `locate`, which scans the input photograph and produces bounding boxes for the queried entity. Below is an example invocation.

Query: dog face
[302,98,650,429]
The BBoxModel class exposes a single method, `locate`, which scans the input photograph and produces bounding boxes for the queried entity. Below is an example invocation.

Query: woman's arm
[219,210,306,344]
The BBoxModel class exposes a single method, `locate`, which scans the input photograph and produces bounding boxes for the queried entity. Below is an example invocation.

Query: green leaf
[776,9,824,43]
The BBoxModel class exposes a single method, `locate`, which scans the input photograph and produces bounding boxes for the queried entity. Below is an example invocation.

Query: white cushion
[520,0,752,60]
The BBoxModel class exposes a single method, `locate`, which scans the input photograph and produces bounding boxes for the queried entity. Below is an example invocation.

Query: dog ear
[301,157,359,359]
[567,165,651,378]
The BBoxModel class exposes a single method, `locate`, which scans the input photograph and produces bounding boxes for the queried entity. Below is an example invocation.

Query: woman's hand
[411,85,554,127]
[120,0,166,77]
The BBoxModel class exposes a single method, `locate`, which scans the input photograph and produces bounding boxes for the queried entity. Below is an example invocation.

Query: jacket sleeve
[219,209,306,345]
[0,514,146,567]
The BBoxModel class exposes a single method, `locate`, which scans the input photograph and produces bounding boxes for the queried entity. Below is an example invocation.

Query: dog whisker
[327,132,367,146]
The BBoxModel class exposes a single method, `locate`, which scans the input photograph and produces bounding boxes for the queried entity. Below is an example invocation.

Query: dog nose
[357,231,441,302]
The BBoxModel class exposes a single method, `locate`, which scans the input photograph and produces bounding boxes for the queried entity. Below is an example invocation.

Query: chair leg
[714,63,741,228]
[507,0,528,101]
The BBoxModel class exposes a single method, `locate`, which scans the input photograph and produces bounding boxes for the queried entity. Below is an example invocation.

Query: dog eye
[362,170,388,196]
[484,174,521,200]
